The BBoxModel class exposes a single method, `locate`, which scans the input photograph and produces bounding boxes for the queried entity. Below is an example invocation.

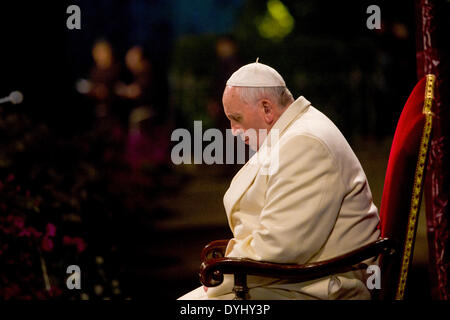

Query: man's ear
[261,99,275,125]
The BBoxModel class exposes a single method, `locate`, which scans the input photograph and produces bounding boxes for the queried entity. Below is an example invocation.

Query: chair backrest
[378,74,436,300]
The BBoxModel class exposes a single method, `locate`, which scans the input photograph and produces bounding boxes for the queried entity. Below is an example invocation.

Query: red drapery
[415,0,449,300]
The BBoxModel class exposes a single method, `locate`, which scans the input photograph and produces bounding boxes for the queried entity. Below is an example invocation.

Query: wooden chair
[199,74,436,300]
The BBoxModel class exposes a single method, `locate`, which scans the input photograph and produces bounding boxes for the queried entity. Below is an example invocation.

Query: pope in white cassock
[178,60,380,300]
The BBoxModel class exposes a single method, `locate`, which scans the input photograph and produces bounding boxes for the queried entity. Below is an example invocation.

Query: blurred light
[258,0,294,42]
[75,79,92,94]
[392,22,409,40]
[95,256,104,265]
[94,284,104,296]
[9,91,23,104]
[129,106,153,132]
[216,37,238,59]
[92,40,113,69]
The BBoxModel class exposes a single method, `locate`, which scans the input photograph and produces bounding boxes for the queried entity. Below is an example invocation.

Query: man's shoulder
[277,105,361,173]
[280,106,347,152]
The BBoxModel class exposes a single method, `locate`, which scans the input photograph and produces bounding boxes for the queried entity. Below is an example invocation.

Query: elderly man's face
[222,86,271,150]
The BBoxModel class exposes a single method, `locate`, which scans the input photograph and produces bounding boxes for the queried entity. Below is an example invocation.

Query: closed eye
[229,114,241,122]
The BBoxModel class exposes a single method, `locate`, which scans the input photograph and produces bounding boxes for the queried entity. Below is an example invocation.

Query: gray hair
[232,86,294,108]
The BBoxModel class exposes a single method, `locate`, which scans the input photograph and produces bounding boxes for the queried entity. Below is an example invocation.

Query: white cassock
[179,96,380,300]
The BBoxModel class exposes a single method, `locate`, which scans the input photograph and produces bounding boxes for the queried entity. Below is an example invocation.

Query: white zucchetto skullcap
[226,58,286,87]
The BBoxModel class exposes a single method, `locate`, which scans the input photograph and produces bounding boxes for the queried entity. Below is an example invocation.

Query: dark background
[0,0,447,300]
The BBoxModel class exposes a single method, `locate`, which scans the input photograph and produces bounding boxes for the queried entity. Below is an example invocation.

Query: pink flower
[46,223,56,237]
[17,226,42,238]
[41,236,54,252]
[62,235,71,245]
[28,227,43,238]
[18,228,30,237]
[13,217,25,229]
[76,239,87,253]
[3,284,20,300]
[6,173,15,183]
[48,285,63,297]
[63,236,87,253]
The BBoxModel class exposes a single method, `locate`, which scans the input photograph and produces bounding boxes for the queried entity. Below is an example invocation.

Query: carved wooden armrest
[201,239,230,262]
[199,238,396,299]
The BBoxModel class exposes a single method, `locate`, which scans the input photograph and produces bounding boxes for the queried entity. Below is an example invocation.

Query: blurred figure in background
[207,35,242,132]
[116,46,170,179]
[76,39,121,119]
[207,35,244,176]
[75,38,127,185]
[115,45,155,129]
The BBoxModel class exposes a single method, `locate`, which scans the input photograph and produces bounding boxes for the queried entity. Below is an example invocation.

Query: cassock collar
[261,95,311,149]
